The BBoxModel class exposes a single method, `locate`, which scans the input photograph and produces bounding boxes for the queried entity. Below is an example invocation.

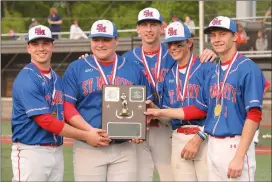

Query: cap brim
[27,37,54,43]
[88,33,116,38]
[137,19,162,25]
[204,26,236,34]
[164,37,188,43]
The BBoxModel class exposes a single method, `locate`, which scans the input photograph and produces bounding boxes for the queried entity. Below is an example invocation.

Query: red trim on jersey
[33,114,64,134]
[183,105,207,120]
[144,49,160,55]
[17,147,21,182]
[40,69,51,74]
[246,108,262,123]
[265,80,270,90]
[221,51,237,65]
[178,64,188,70]
[64,101,80,122]
[98,60,114,66]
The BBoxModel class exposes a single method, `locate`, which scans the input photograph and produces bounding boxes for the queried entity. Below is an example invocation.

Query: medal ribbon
[216,51,239,105]
[93,54,118,85]
[176,54,195,102]
[141,45,162,88]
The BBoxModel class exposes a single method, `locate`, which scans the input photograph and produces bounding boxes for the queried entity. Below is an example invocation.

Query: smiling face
[209,29,237,56]
[137,20,162,45]
[90,37,118,62]
[26,39,54,66]
[167,39,193,63]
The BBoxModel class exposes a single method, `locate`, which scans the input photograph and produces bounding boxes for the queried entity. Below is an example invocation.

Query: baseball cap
[164,22,191,43]
[137,7,163,24]
[204,16,237,34]
[27,25,54,43]
[89,19,118,38]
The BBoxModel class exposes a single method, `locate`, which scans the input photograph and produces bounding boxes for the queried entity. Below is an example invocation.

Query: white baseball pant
[73,140,137,181]
[171,126,208,181]
[136,122,173,181]
[208,135,256,181]
[11,143,64,182]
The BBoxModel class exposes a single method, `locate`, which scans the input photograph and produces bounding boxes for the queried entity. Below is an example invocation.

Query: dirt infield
[1,136,271,155]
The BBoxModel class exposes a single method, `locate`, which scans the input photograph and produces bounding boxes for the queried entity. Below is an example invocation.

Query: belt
[40,143,60,147]
[177,127,200,135]
[149,119,159,127]
[210,135,236,139]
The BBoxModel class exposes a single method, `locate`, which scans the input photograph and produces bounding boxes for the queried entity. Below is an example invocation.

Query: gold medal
[52,111,57,118]
[214,104,222,116]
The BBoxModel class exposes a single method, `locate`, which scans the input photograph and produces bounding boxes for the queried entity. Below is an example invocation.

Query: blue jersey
[12,63,64,145]
[62,55,151,129]
[162,55,215,130]
[123,43,176,107]
[195,54,266,136]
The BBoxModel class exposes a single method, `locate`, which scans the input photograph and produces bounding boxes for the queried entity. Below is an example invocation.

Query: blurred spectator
[48,7,62,40]
[160,21,168,38]
[29,18,39,29]
[255,30,268,51]
[8,29,18,40]
[169,14,181,24]
[69,19,88,40]
[236,22,249,51]
[184,16,196,37]
[263,6,271,23]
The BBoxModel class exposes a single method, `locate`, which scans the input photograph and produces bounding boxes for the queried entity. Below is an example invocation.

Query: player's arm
[228,66,265,179]
[32,114,110,147]
[145,105,206,120]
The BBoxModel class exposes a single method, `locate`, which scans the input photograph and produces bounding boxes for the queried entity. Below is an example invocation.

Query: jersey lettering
[209,82,237,103]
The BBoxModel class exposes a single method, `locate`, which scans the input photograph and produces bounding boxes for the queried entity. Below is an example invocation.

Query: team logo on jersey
[35,27,45,35]
[85,69,93,72]
[143,10,153,17]
[168,28,177,36]
[96,24,107,32]
[211,18,222,25]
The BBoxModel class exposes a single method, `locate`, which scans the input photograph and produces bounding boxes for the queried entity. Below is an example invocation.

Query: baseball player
[11,25,108,182]
[62,19,152,181]
[160,22,215,181]
[123,7,217,181]
[145,16,267,181]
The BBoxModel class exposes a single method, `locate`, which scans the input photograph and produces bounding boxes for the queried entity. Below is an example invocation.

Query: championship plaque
[102,85,146,140]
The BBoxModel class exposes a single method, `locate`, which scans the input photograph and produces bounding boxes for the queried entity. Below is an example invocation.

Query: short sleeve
[14,76,50,117]
[242,66,265,112]
[62,65,79,104]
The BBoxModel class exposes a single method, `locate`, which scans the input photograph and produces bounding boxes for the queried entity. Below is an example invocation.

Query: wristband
[197,131,206,141]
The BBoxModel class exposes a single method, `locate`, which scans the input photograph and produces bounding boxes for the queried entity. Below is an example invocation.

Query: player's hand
[144,108,161,125]
[129,138,144,144]
[199,48,217,63]
[79,53,90,59]
[227,155,244,179]
[181,134,203,160]
[146,100,157,109]
[85,128,111,147]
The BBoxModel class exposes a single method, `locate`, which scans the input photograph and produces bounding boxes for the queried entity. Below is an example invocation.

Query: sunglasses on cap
[166,41,187,48]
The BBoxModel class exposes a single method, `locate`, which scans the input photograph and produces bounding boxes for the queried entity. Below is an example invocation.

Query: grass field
[1,122,271,181]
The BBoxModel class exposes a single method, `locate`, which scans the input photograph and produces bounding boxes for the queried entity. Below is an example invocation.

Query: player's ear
[232,32,237,42]
[115,37,119,46]
[26,44,31,54]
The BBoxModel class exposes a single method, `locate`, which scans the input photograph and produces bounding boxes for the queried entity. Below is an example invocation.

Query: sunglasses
[166,41,187,48]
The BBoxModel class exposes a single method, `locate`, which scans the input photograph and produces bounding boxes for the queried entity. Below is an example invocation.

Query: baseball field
[1,121,271,181]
